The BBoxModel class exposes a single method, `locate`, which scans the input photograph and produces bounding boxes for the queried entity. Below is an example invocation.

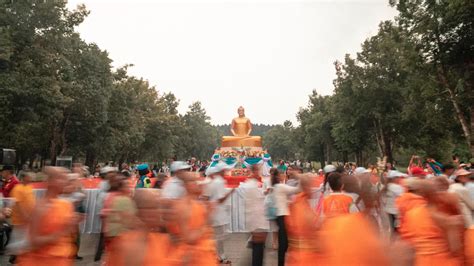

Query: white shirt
[382,183,404,215]
[239,178,268,232]
[162,176,186,199]
[205,175,230,227]
[449,183,474,227]
[274,183,300,216]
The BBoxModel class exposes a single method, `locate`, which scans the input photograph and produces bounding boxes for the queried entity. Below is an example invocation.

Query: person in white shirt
[161,161,191,199]
[448,168,474,227]
[204,162,235,265]
[273,168,300,266]
[239,165,268,266]
[381,171,406,236]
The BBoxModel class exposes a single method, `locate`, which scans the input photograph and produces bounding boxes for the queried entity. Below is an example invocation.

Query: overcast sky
[67,0,397,125]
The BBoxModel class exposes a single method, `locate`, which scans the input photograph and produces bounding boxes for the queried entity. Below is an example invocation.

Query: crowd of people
[0,156,473,265]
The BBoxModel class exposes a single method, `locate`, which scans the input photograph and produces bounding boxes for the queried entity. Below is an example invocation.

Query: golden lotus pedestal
[221,136,262,148]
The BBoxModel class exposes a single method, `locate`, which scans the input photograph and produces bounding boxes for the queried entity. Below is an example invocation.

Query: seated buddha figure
[221,106,262,148]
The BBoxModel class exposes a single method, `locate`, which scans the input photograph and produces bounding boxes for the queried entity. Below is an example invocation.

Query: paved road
[1,233,278,266]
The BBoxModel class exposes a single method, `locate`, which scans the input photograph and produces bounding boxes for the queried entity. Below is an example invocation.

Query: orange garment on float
[18,199,74,266]
[167,200,217,266]
[285,193,324,266]
[322,193,353,217]
[320,213,389,265]
[402,205,462,266]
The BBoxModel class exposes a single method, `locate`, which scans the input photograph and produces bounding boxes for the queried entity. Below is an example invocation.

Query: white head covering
[205,161,231,176]
[170,161,192,173]
[354,167,371,175]
[323,164,337,174]
[386,170,408,179]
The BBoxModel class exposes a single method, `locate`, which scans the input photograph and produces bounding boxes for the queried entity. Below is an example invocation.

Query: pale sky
[67,0,397,125]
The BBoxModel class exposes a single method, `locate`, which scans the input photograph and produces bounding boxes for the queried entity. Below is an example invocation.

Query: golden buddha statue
[221,106,262,147]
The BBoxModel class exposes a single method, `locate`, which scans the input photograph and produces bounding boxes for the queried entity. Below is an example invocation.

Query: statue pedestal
[221,136,262,148]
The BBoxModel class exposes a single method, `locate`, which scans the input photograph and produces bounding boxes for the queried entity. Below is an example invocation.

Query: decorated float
[207,106,272,187]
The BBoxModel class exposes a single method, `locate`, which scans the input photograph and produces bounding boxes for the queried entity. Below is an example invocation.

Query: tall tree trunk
[382,133,393,164]
[437,65,471,156]
[342,151,348,163]
[85,150,96,170]
[319,144,326,167]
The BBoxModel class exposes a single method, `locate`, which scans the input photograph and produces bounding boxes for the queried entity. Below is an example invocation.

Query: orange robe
[109,230,172,266]
[322,193,353,217]
[396,192,427,238]
[402,206,462,266]
[313,175,324,188]
[18,199,75,266]
[320,213,389,265]
[168,200,217,266]
[465,227,474,265]
[285,193,323,265]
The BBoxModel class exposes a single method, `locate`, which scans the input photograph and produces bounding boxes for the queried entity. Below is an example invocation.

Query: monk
[18,167,82,266]
[401,180,463,266]
[396,178,428,238]
[322,172,354,217]
[112,189,173,266]
[285,174,324,265]
[317,172,392,265]
[167,172,217,265]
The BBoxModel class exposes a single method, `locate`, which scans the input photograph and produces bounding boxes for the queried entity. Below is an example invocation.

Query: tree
[264,120,297,160]
[391,0,474,156]
[181,102,219,160]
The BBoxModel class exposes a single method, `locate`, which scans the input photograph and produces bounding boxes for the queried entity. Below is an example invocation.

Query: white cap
[170,161,191,173]
[318,169,323,173]
[100,166,118,175]
[386,170,407,179]
[323,165,337,174]
[354,167,371,175]
[205,161,231,176]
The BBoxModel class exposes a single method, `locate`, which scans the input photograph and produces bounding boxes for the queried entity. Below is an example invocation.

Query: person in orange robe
[322,172,354,217]
[167,172,217,266]
[285,174,324,266]
[18,167,81,266]
[320,212,390,265]
[110,189,173,266]
[396,178,428,238]
[401,180,463,266]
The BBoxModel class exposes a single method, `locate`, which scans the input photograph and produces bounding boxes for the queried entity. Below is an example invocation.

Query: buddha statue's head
[237,106,245,117]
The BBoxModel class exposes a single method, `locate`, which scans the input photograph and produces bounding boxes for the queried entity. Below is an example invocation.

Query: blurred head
[385,162,393,171]
[250,165,261,178]
[44,167,69,194]
[299,174,313,195]
[342,174,360,194]
[287,165,303,178]
[327,172,344,192]
[63,173,80,194]
[270,168,280,186]
[432,175,450,191]
[21,171,35,183]
[1,165,14,179]
[109,174,130,194]
[121,163,129,170]
[183,172,202,196]
[454,168,472,184]
[134,189,162,228]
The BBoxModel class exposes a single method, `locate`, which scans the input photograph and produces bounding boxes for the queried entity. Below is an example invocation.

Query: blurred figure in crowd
[8,171,35,264]
[162,161,191,199]
[2,165,19,197]
[18,167,82,266]
[204,162,234,265]
[240,165,268,266]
